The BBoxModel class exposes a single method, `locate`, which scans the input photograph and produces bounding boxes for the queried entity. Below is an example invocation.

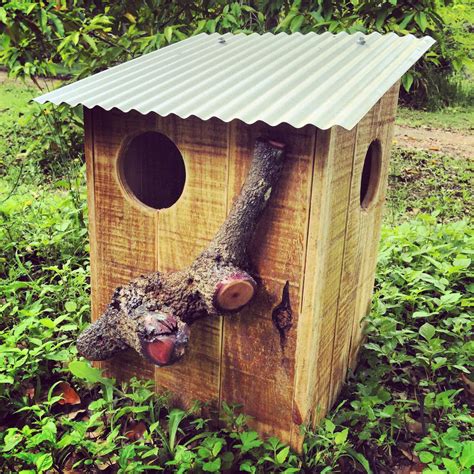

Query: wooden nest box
[36,32,434,449]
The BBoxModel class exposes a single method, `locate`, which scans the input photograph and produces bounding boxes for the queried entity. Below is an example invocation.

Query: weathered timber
[77,138,286,366]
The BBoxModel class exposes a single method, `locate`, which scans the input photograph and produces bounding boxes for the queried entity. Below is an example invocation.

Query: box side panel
[292,123,358,444]
[330,83,400,402]
[152,115,228,407]
[90,108,157,380]
[220,121,317,445]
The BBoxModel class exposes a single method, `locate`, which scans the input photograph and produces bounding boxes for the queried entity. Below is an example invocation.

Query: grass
[396,106,474,132]
[0,79,473,473]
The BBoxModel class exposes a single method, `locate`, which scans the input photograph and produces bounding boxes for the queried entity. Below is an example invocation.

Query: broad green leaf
[202,458,221,472]
[68,360,111,384]
[375,10,388,30]
[290,15,305,33]
[124,12,136,24]
[82,34,98,52]
[325,419,336,433]
[276,12,296,32]
[0,7,7,24]
[39,317,56,328]
[276,446,290,464]
[36,453,53,472]
[168,408,187,453]
[49,13,64,36]
[419,322,436,341]
[39,9,48,33]
[346,448,372,473]
[415,11,428,32]
[442,457,459,474]
[2,429,22,451]
[460,441,474,468]
[65,301,77,312]
[418,451,434,463]
[164,26,173,43]
[334,428,349,445]
[399,12,414,30]
[401,72,414,92]
[412,310,431,318]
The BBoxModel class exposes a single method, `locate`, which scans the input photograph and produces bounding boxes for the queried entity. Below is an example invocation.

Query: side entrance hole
[360,139,382,209]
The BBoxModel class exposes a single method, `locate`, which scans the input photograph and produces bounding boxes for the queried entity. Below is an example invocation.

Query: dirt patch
[394,125,474,159]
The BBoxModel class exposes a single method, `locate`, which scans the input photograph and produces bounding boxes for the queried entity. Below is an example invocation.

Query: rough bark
[77,138,286,366]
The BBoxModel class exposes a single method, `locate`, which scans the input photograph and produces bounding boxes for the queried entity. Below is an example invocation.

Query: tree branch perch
[77,138,286,366]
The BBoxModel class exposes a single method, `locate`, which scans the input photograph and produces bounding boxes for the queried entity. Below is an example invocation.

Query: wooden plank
[91,108,157,381]
[292,123,358,446]
[153,116,228,408]
[220,120,316,445]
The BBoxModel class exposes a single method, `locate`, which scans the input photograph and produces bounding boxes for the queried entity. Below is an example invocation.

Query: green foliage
[0,1,472,108]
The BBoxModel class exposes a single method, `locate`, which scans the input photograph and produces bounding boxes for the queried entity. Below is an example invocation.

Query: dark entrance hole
[360,139,382,209]
[119,131,186,210]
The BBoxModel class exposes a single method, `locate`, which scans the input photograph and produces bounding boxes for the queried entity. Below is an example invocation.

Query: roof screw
[357,36,366,45]
[218,37,226,44]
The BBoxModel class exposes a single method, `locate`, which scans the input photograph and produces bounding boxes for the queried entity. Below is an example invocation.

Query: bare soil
[394,124,474,159]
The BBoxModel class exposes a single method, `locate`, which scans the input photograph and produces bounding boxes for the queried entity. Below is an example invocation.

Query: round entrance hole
[118,131,186,210]
[360,139,382,209]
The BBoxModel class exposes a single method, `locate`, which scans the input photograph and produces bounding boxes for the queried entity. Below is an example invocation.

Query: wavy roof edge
[34,31,435,130]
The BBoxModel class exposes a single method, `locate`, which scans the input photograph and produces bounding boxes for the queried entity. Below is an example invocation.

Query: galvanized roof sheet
[35,32,435,130]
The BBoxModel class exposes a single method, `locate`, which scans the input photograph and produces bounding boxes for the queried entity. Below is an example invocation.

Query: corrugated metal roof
[35,32,435,130]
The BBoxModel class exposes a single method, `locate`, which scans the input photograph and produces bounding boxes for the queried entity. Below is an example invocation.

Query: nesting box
[36,32,434,448]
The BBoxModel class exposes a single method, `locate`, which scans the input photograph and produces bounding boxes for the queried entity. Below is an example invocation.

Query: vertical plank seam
[327,125,359,406]
[289,126,318,447]
[217,120,233,409]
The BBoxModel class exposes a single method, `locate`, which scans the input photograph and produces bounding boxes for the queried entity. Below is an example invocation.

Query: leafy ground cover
[0,79,473,473]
